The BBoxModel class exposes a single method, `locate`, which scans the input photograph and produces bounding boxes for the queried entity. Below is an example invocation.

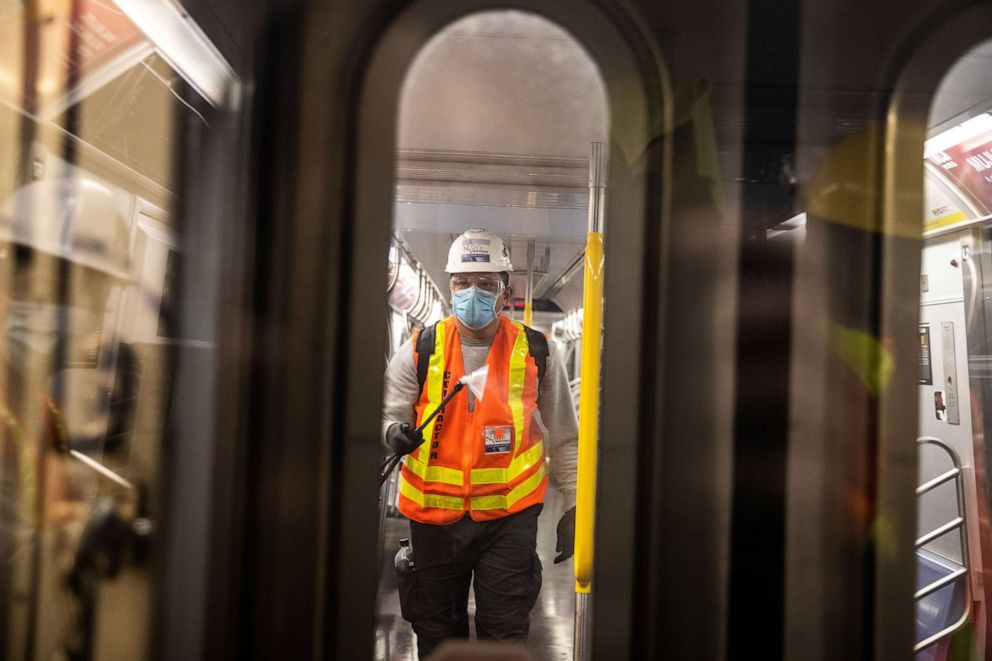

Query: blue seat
[916,549,966,660]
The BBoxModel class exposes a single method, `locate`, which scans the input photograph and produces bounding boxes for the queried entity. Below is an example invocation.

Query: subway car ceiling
[392,12,606,326]
[928,40,992,135]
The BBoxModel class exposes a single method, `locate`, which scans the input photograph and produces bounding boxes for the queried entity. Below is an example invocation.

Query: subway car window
[376,11,608,659]
[915,38,992,659]
[1,1,245,658]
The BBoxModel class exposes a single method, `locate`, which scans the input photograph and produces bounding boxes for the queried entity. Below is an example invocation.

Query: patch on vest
[482,426,513,454]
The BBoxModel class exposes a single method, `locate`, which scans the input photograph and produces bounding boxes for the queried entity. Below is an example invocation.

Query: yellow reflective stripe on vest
[470,463,547,511]
[508,322,529,458]
[403,454,464,486]
[399,475,465,510]
[470,441,545,485]
[416,319,448,463]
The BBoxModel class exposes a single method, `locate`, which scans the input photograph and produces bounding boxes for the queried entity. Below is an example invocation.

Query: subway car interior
[4,0,992,659]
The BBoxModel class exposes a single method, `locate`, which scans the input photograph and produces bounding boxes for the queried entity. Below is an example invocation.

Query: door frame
[339,1,671,658]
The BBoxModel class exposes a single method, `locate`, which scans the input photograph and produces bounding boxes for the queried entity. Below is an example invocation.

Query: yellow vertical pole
[574,230,603,594]
[573,141,605,661]
[524,240,535,326]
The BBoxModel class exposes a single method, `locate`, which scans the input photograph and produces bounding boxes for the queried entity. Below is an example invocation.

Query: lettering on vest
[432,370,452,441]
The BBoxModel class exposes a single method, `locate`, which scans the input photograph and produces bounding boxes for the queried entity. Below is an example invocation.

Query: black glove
[386,422,424,457]
[554,506,576,564]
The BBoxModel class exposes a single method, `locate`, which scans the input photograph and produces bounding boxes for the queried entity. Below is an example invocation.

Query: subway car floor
[375,487,575,660]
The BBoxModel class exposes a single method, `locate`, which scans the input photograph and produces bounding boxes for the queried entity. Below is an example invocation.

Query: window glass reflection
[0,0,231,656]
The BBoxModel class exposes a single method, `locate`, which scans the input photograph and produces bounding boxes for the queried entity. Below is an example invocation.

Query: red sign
[1,0,145,112]
[62,1,145,80]
[926,123,992,215]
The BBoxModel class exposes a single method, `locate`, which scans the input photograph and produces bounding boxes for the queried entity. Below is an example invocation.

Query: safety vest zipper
[464,405,474,507]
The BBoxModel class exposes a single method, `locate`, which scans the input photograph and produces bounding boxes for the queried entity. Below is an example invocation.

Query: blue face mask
[452,286,500,330]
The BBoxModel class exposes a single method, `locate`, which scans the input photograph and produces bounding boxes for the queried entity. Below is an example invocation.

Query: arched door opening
[913,34,992,659]
[375,11,608,659]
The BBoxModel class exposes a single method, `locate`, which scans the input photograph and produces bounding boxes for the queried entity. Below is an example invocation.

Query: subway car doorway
[374,11,609,660]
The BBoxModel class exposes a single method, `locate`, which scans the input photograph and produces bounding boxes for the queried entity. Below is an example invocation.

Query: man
[382,228,578,657]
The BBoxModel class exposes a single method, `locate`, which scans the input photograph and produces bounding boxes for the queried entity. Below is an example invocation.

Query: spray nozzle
[458,364,489,402]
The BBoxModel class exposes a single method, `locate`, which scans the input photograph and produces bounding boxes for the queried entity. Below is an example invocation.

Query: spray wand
[378,365,489,487]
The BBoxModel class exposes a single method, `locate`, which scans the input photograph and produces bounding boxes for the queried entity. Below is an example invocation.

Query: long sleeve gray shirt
[382,329,579,510]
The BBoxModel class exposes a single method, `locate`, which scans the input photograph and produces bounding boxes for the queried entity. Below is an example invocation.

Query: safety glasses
[449,274,505,294]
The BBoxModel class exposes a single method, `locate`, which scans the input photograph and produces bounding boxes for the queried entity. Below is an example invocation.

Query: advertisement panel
[925,114,992,216]
[0,1,145,111]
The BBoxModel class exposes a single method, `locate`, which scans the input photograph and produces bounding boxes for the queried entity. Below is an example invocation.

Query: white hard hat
[0,177,130,280]
[444,229,513,274]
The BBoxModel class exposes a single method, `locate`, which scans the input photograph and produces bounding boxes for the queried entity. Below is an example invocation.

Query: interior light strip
[112,0,239,109]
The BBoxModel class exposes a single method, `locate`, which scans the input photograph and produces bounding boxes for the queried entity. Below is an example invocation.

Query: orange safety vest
[398,315,547,524]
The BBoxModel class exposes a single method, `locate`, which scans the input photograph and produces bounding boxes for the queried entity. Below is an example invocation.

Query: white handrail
[914,436,972,653]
